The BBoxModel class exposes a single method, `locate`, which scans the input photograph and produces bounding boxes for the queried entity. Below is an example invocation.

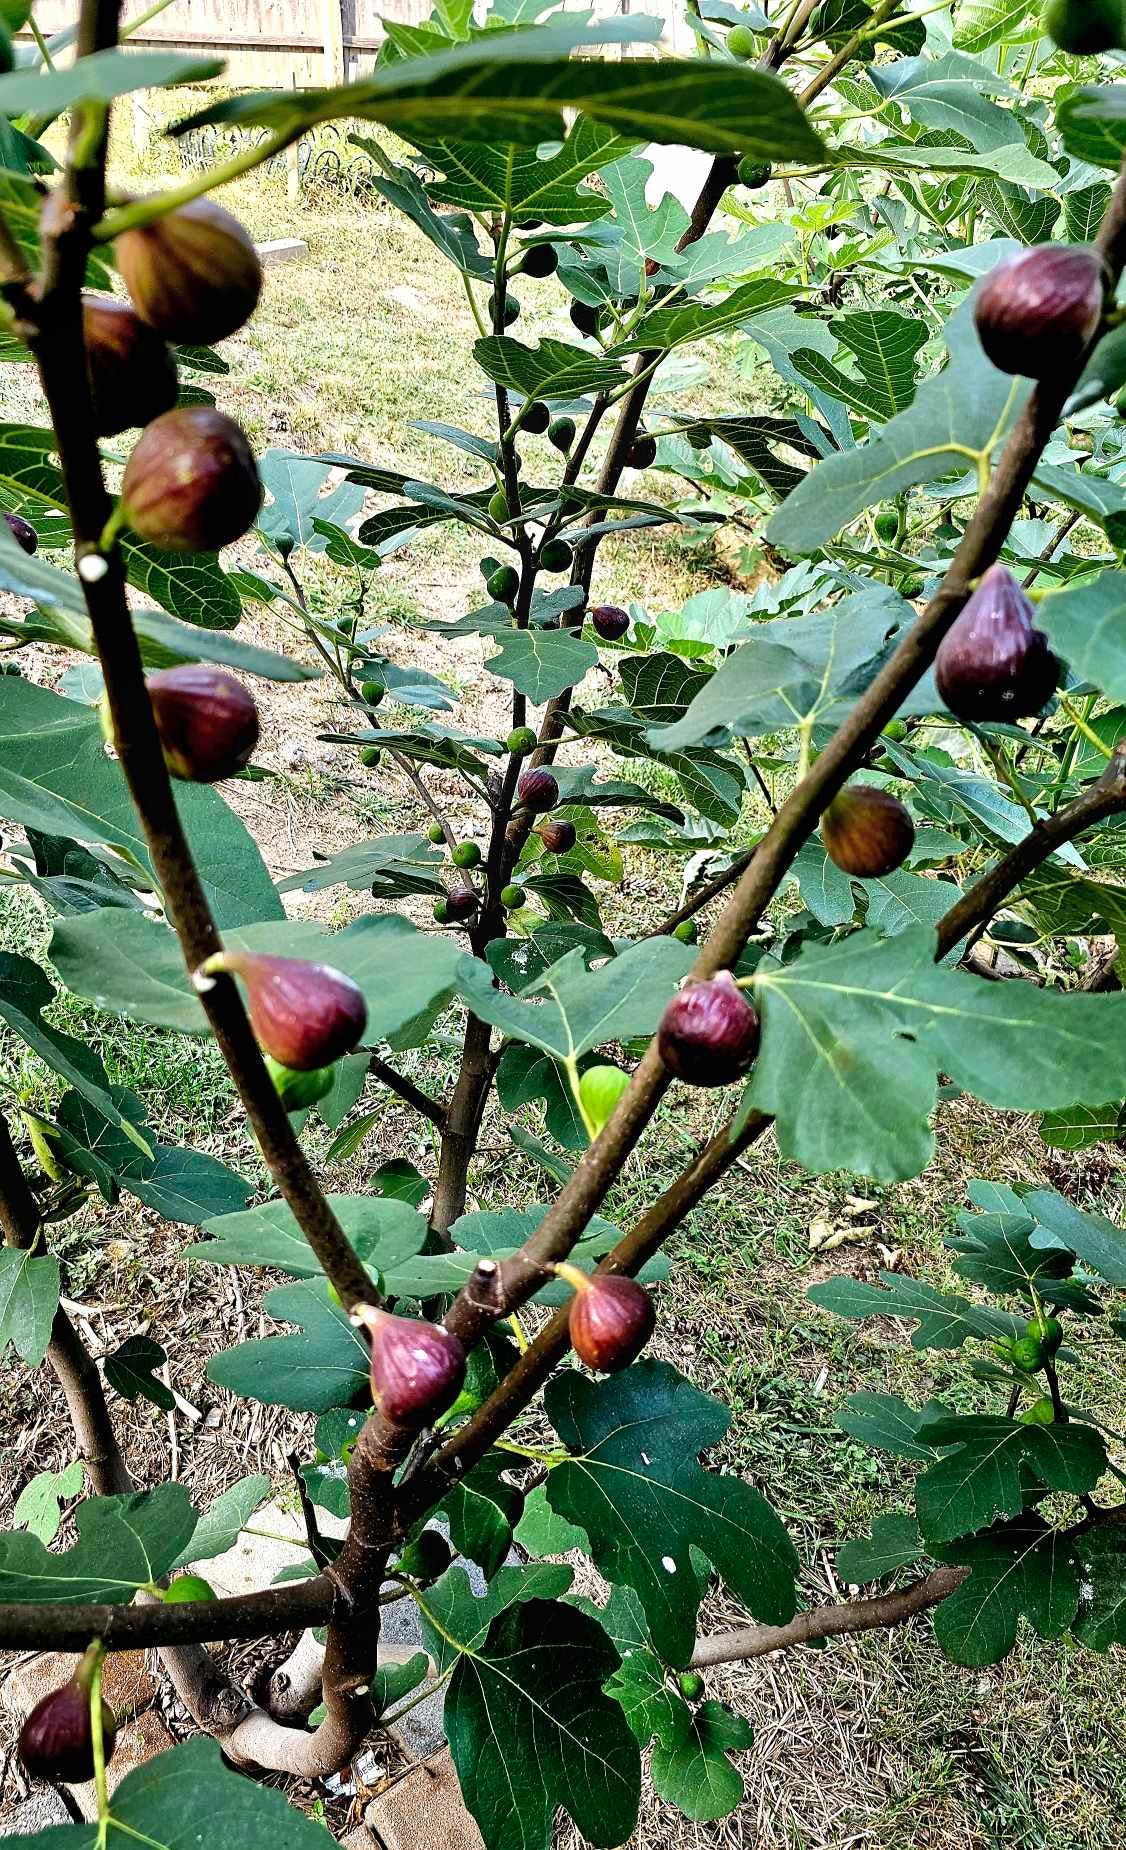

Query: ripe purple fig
[354,1305,466,1425]
[81,295,177,437]
[820,783,915,878]
[555,1263,655,1372]
[121,407,263,554]
[538,817,576,855]
[658,970,760,1088]
[974,244,1107,381]
[4,511,37,554]
[198,949,367,1070]
[19,1649,116,1785]
[146,664,259,783]
[517,767,559,813]
[445,883,478,920]
[935,565,1059,721]
[115,197,263,346]
[590,604,630,642]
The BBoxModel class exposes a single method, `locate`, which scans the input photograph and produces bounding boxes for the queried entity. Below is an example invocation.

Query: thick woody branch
[0,1577,335,1653]
[689,1567,967,1668]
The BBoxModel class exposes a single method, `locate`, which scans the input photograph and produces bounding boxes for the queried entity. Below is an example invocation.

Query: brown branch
[368,1054,448,1130]
[0,1577,335,1653]
[688,1567,967,1668]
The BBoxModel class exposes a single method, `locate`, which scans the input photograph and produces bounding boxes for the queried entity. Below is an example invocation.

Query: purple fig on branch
[197,949,367,1071]
[554,1263,656,1372]
[973,244,1107,381]
[114,197,263,346]
[19,1648,116,1786]
[658,971,760,1087]
[935,565,1059,721]
[354,1304,467,1425]
[820,784,915,878]
[82,295,177,437]
[145,664,259,783]
[121,407,263,554]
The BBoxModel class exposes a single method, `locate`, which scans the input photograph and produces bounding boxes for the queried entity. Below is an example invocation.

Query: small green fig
[737,157,771,188]
[874,510,899,542]
[500,883,526,908]
[507,726,538,754]
[488,489,510,523]
[672,919,699,944]
[727,23,757,55]
[579,1064,630,1135]
[264,1055,335,1112]
[163,1573,217,1603]
[487,564,520,603]
[678,1671,705,1701]
[569,301,600,337]
[522,400,551,434]
[360,679,385,706]
[1018,1396,1056,1425]
[1027,1312,1063,1355]
[548,416,577,451]
[1010,1333,1046,1373]
[452,841,481,868]
[540,539,572,573]
[427,821,446,844]
[359,746,381,768]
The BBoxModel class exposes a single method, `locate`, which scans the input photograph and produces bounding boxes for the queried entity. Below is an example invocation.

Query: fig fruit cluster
[658,971,760,1087]
[974,243,1107,382]
[198,950,367,1072]
[555,1263,656,1372]
[935,565,1058,722]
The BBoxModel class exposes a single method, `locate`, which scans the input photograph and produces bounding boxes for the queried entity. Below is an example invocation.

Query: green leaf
[31,1735,333,1847]
[208,1279,370,1414]
[174,34,827,164]
[810,1272,1017,1349]
[791,309,929,421]
[933,1516,1080,1666]
[1024,1188,1126,1287]
[946,1195,1092,1310]
[515,1483,589,1557]
[1072,1527,1126,1651]
[0,677,279,929]
[0,1484,196,1603]
[54,1088,251,1225]
[257,448,366,556]
[1039,1100,1123,1153]
[617,278,795,354]
[12,1461,85,1546]
[648,586,909,750]
[837,1513,924,1583]
[412,114,632,220]
[914,1414,1106,1544]
[650,1700,755,1822]
[50,909,463,1045]
[749,926,1126,1181]
[489,627,598,703]
[953,0,1032,54]
[436,1454,523,1578]
[373,1652,430,1719]
[0,48,223,114]
[276,832,446,898]
[1037,569,1126,704]
[417,1566,641,1850]
[0,1246,59,1368]
[474,334,629,400]
[104,1334,175,1411]
[545,1361,798,1666]
[1058,85,1126,170]
[835,1391,953,1459]
[456,937,694,1063]
[171,1474,272,1570]
[188,1193,425,1280]
[767,300,1029,553]
[0,953,149,1147]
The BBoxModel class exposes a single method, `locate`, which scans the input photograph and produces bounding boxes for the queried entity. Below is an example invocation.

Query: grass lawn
[1,111,1125,1850]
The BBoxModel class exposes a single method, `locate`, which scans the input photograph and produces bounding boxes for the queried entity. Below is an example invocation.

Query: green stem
[1058,694,1112,761]
[89,1645,110,1841]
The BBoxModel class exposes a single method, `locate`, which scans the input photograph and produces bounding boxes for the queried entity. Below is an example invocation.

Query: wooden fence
[27,0,691,87]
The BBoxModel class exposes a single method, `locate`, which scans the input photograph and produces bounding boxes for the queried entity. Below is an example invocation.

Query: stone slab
[67,1712,176,1819]
[364,1751,484,1850]
[2,1650,155,1722]
[0,1791,71,1836]
[258,239,309,266]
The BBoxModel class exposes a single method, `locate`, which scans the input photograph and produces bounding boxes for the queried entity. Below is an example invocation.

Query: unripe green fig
[488,289,520,326]
[507,726,537,754]
[264,1054,335,1112]
[521,242,558,278]
[1027,1312,1063,1355]
[452,840,481,868]
[678,1671,705,1701]
[488,489,510,523]
[198,950,367,1071]
[874,510,899,542]
[487,564,520,603]
[540,538,572,573]
[115,196,263,346]
[1044,0,1126,53]
[359,746,381,768]
[1018,1396,1056,1425]
[974,244,1107,381]
[820,784,915,879]
[121,407,263,554]
[727,23,757,55]
[145,664,259,783]
[579,1064,630,1135]
[737,156,771,188]
[881,719,908,742]
[522,400,550,434]
[163,1573,217,1603]
[555,1263,655,1372]
[672,919,699,944]
[627,434,657,469]
[900,574,925,599]
[659,972,759,1087]
[427,821,446,844]
[500,883,526,908]
[360,679,385,706]
[1010,1333,1046,1373]
[81,296,178,438]
[433,898,451,923]
[548,416,576,451]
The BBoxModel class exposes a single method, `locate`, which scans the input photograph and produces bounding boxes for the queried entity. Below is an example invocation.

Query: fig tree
[198,950,367,1071]
[820,784,915,878]
[145,664,259,783]
[120,407,263,554]
[974,244,1107,381]
[82,296,178,437]
[555,1263,656,1372]
[115,196,263,345]
[935,565,1059,721]
[658,971,760,1087]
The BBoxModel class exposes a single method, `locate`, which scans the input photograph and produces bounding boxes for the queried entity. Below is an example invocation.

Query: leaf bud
[658,971,760,1087]
[114,196,263,345]
[198,950,367,1071]
[145,664,259,783]
[121,407,263,554]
